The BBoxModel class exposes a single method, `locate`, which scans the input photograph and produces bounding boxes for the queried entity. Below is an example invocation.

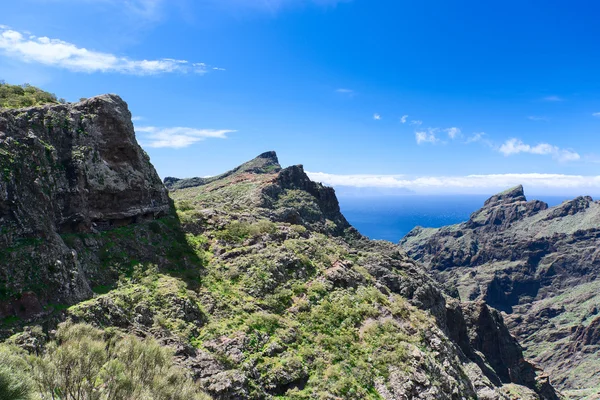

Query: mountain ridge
[401,186,600,398]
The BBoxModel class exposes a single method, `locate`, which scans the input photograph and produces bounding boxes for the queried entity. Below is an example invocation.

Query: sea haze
[338,195,573,243]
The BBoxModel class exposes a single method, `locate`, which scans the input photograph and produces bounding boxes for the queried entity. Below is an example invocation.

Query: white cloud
[373,113,381,120]
[306,171,600,194]
[499,138,580,162]
[136,126,235,148]
[543,95,563,102]
[410,120,422,126]
[415,128,439,144]
[336,88,355,97]
[466,132,486,144]
[445,127,461,139]
[213,67,226,71]
[593,112,600,118]
[400,115,408,124]
[0,27,215,75]
[131,116,144,121]
[528,116,548,121]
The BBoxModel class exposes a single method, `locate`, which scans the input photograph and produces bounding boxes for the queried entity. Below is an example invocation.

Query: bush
[216,220,277,243]
[0,345,34,400]
[0,83,58,109]
[1,322,211,400]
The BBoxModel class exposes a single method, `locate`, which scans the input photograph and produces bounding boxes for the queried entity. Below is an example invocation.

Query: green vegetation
[0,322,211,400]
[215,220,277,243]
[0,83,61,109]
[0,345,33,400]
[69,267,206,340]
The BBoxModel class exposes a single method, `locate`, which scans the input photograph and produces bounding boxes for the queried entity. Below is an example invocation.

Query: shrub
[0,345,34,400]
[0,83,58,109]
[4,321,213,400]
[216,220,277,243]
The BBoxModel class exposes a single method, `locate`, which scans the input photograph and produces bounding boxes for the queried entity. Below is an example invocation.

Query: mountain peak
[483,185,526,207]
[237,151,281,174]
[165,151,281,191]
[464,185,547,230]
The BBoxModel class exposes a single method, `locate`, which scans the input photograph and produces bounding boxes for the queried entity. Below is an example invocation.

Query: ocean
[338,195,572,243]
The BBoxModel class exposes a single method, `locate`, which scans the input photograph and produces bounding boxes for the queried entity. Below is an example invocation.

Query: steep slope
[148,154,558,399]
[0,95,198,336]
[401,186,600,399]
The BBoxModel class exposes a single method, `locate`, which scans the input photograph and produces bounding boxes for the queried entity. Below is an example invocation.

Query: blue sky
[2,0,600,195]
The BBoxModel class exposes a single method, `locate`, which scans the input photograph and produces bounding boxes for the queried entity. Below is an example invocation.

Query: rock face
[401,186,600,398]
[0,95,170,322]
[0,94,169,240]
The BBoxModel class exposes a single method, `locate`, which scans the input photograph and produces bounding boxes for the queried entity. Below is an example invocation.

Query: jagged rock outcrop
[401,186,600,398]
[0,95,172,323]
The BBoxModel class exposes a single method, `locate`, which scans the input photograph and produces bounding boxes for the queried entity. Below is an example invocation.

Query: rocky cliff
[0,95,187,329]
[401,185,600,399]
[0,95,560,399]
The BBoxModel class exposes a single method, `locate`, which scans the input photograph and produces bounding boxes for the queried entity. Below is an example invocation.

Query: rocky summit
[0,96,561,399]
[401,185,600,399]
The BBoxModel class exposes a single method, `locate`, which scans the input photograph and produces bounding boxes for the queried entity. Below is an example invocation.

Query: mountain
[161,153,560,399]
[0,95,559,399]
[400,185,600,399]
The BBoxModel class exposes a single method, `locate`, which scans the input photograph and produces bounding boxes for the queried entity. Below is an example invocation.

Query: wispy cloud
[307,171,600,194]
[499,138,580,162]
[131,116,144,122]
[445,127,461,139]
[593,112,600,118]
[415,128,439,144]
[121,0,164,19]
[400,115,408,124]
[528,116,548,121]
[466,132,487,144]
[136,126,235,148]
[543,95,563,102]
[373,113,381,120]
[415,127,461,144]
[409,120,422,126]
[336,88,355,97]
[0,27,215,75]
